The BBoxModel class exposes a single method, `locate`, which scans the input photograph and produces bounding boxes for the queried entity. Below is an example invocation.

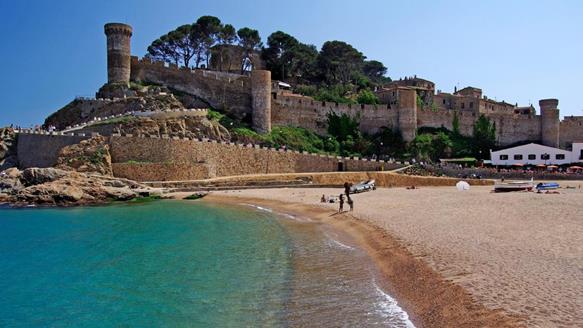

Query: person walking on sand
[347,196,353,211]
[338,194,344,212]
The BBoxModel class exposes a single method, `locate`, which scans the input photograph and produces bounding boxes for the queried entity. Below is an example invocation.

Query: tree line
[146,16,261,74]
[146,15,391,96]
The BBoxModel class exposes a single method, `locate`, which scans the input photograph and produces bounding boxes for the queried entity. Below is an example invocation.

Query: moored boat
[494,180,534,193]
[536,182,560,191]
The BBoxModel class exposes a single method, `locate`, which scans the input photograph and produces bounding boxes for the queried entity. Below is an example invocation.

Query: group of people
[321,182,354,213]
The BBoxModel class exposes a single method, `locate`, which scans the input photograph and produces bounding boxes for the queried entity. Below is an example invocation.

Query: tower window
[500,154,509,160]
[469,102,474,109]
[528,154,536,160]
[514,154,523,160]
[556,154,565,160]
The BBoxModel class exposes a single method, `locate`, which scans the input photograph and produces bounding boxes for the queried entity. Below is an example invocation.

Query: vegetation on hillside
[146,15,390,104]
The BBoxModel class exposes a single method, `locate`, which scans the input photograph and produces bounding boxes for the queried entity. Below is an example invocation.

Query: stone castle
[100,23,583,149]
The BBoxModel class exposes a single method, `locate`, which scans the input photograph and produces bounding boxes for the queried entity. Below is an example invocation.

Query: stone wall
[560,116,583,148]
[272,94,399,135]
[109,136,398,181]
[416,107,542,146]
[17,133,90,168]
[112,163,212,181]
[130,57,253,119]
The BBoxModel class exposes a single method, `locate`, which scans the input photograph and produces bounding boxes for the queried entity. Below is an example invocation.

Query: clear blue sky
[1,0,582,127]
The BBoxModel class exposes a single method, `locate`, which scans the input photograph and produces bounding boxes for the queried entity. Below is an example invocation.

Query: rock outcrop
[56,136,113,176]
[44,92,186,130]
[113,116,231,141]
[0,167,153,207]
[0,128,18,170]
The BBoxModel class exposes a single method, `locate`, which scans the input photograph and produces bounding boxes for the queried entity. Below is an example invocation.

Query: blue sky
[1,0,582,127]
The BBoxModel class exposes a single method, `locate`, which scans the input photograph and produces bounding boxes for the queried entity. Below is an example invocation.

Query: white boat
[494,179,534,193]
[349,180,376,194]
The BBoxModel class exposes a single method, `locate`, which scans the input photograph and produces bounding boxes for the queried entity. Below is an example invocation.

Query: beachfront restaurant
[490,143,583,166]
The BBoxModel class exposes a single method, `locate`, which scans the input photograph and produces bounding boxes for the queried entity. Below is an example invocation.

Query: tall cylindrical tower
[104,23,132,84]
[540,99,560,148]
[251,70,272,134]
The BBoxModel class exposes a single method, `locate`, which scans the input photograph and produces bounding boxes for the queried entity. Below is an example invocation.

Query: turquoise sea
[0,200,414,327]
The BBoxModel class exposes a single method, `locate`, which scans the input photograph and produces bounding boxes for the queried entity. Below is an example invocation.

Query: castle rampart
[93,23,583,149]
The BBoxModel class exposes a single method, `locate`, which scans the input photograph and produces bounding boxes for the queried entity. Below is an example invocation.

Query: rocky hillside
[44,93,186,130]
[79,115,231,141]
[0,128,17,170]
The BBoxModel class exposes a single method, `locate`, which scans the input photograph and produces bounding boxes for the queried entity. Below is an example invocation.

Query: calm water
[0,201,414,327]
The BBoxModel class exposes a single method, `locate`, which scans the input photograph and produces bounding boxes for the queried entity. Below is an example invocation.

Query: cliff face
[0,128,17,170]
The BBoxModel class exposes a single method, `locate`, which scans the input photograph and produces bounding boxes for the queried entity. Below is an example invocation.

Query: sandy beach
[198,184,583,327]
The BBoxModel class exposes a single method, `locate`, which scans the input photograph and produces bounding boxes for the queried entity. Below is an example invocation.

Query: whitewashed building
[490,143,583,166]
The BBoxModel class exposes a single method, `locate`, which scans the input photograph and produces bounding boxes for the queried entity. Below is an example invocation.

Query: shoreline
[201,192,525,328]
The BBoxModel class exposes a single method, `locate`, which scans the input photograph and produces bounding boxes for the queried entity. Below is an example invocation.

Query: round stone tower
[251,70,272,134]
[104,23,133,85]
[539,98,560,148]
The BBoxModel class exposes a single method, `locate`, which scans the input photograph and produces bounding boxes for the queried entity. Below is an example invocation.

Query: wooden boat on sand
[494,180,534,193]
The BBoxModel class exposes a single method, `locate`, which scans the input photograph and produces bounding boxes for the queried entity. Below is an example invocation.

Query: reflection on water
[0,200,413,327]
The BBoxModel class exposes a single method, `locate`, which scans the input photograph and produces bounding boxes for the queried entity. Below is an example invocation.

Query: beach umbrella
[513,163,524,166]
[456,181,470,191]
[536,164,546,168]
[569,165,583,170]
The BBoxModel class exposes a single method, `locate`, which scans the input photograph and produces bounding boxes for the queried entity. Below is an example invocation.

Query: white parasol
[456,181,470,191]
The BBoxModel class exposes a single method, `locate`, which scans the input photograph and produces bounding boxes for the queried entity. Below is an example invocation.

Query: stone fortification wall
[16,133,90,168]
[109,136,397,181]
[130,57,252,118]
[490,114,541,146]
[416,108,476,135]
[112,163,212,182]
[416,108,542,146]
[272,94,399,135]
[560,116,583,148]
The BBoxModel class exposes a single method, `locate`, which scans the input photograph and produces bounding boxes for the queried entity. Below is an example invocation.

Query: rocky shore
[0,167,155,207]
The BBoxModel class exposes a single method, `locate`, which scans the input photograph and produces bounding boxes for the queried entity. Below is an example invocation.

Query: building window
[443,99,446,104]
[541,154,550,160]
[461,103,465,109]
[469,102,474,109]
[514,154,523,160]
[500,155,509,160]
[556,154,565,160]
[528,154,536,160]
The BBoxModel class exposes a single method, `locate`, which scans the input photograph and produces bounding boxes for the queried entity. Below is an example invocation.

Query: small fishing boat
[535,182,560,191]
[494,179,534,193]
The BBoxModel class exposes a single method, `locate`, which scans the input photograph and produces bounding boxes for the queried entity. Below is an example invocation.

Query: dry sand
[198,184,583,327]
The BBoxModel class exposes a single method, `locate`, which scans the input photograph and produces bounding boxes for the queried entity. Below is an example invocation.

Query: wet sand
[190,184,583,327]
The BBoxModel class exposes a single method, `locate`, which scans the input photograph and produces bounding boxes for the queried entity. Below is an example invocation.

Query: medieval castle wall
[560,116,583,148]
[130,57,253,119]
[104,23,582,150]
[15,132,398,181]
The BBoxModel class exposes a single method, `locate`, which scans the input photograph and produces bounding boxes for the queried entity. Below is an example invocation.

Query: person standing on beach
[347,197,353,211]
[338,194,344,212]
[344,182,351,197]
